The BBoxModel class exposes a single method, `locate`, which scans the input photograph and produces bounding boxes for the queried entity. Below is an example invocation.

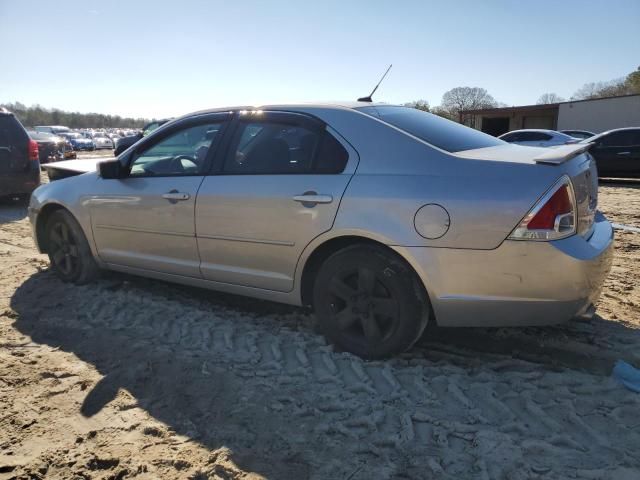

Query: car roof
[594,127,640,134]
[584,127,640,141]
[503,129,562,134]
[178,101,389,119]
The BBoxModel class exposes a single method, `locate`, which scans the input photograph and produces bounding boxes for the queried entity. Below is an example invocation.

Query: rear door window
[600,131,640,147]
[223,114,348,175]
[225,122,318,174]
[500,132,518,142]
[357,106,505,152]
[518,132,552,142]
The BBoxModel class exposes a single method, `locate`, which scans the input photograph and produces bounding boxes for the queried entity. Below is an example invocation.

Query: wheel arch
[35,203,71,253]
[299,234,433,317]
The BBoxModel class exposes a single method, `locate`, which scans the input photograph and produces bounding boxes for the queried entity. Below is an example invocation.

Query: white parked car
[499,129,579,147]
[92,133,114,149]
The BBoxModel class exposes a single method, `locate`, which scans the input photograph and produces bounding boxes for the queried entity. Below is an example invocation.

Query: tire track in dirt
[11,275,639,479]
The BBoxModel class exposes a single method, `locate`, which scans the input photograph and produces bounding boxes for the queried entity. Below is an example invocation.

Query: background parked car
[91,132,114,149]
[0,107,40,200]
[582,127,640,178]
[59,132,95,151]
[114,119,170,155]
[27,131,76,164]
[561,129,596,140]
[107,132,121,144]
[498,129,579,147]
[35,125,71,135]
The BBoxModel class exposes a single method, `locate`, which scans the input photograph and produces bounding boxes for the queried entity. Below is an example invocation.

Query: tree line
[0,101,149,129]
[406,65,640,123]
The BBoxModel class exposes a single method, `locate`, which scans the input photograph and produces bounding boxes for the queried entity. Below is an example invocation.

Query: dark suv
[0,107,41,200]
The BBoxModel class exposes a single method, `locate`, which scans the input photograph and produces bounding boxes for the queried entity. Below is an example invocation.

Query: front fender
[29,173,101,260]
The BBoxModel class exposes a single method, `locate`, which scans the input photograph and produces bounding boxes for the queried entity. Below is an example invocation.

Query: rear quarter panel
[296,107,563,250]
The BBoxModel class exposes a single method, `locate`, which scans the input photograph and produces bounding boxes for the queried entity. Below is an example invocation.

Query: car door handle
[162,191,190,201]
[292,194,333,205]
[617,151,631,156]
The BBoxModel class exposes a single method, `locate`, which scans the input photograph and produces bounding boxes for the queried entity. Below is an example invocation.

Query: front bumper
[394,212,614,327]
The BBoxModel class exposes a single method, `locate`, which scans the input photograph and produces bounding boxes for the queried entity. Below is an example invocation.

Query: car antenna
[357,64,393,102]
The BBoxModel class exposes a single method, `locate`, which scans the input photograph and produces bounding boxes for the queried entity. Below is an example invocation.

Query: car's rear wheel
[46,210,99,284]
[313,245,430,359]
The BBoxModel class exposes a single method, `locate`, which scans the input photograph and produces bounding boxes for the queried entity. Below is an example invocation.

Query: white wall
[557,95,640,133]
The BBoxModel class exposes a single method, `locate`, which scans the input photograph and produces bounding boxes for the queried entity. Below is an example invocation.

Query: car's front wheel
[313,245,430,359]
[45,210,99,284]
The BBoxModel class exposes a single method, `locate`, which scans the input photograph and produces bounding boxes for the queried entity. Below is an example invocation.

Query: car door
[590,131,637,177]
[613,130,640,177]
[89,114,229,277]
[195,111,358,292]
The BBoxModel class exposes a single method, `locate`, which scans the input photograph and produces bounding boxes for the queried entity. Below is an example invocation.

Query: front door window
[130,123,223,177]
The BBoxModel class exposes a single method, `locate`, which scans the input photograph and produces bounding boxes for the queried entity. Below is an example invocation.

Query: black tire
[45,210,100,284]
[313,245,430,359]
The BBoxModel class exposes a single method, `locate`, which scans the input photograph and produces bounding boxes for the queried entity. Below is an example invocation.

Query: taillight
[28,139,39,161]
[508,176,576,241]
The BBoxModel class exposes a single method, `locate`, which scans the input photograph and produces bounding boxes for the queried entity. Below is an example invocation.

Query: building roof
[461,93,640,115]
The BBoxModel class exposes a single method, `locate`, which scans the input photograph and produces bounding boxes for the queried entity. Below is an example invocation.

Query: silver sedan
[29,103,614,358]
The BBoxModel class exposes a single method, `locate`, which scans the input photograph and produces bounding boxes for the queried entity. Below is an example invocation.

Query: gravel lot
[1,164,639,479]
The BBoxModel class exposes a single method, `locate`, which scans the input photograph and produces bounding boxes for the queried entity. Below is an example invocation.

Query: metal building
[461,94,640,136]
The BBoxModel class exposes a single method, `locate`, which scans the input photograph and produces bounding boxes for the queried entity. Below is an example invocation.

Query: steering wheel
[169,154,197,172]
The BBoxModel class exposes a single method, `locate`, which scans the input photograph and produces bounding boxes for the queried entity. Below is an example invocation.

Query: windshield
[357,106,505,153]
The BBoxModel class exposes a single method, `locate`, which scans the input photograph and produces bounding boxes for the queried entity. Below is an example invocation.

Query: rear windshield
[357,106,505,153]
[0,115,27,145]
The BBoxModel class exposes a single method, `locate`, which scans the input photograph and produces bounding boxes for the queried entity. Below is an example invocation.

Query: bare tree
[404,100,430,112]
[571,78,628,100]
[536,93,565,104]
[440,87,497,124]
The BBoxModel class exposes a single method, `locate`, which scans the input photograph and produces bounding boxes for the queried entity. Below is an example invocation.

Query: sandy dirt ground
[1,167,639,479]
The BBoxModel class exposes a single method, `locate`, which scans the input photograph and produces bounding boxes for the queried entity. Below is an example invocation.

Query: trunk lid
[455,144,598,239]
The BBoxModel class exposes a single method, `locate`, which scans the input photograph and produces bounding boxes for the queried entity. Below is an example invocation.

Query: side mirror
[98,159,126,179]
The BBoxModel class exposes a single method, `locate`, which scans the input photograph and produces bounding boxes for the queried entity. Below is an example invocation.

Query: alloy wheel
[327,267,399,344]
[48,221,80,277]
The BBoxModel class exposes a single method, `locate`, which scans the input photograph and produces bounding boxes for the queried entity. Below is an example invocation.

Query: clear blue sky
[1,0,638,119]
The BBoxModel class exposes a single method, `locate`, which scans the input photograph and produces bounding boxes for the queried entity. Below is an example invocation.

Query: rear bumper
[394,212,614,327]
[0,171,41,197]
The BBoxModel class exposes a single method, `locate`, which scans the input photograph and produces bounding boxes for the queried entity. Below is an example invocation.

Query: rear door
[89,114,230,276]
[591,130,640,177]
[195,111,358,292]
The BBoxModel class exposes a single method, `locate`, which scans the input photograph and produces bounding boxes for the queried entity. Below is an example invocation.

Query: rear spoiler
[534,143,593,165]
